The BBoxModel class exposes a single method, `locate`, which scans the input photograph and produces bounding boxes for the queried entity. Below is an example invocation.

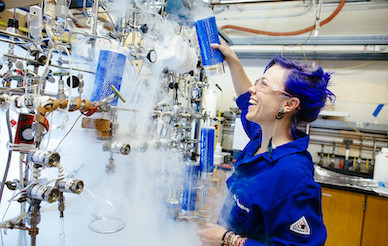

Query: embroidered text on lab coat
[233,194,251,213]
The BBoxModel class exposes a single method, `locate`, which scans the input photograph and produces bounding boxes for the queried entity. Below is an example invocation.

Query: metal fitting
[103,141,131,155]
[28,149,60,167]
[56,179,84,194]
[26,184,60,203]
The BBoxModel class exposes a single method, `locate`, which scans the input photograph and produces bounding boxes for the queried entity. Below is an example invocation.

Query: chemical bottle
[373,148,388,185]
[214,142,223,165]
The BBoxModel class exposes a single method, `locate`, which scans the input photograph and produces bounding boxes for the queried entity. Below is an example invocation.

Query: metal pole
[92,0,100,35]
[0,109,13,205]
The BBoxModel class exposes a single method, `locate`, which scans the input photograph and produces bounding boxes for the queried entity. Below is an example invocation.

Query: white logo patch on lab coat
[289,216,311,236]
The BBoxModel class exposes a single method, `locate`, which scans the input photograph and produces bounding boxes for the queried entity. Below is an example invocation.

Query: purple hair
[264,55,336,138]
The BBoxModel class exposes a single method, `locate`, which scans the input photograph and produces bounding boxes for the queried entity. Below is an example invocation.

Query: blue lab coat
[218,92,326,246]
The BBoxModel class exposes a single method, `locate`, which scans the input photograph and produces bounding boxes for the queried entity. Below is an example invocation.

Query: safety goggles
[253,77,293,97]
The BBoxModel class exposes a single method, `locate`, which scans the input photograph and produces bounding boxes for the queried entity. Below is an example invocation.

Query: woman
[197,42,335,246]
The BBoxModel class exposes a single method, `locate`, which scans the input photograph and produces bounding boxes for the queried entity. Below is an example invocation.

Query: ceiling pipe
[217,2,312,21]
[220,0,346,36]
[209,0,301,6]
[230,44,387,53]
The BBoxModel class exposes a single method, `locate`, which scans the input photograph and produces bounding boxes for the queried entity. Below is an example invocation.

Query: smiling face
[246,64,290,125]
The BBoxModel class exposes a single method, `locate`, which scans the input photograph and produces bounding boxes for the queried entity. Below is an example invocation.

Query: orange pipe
[221,0,346,36]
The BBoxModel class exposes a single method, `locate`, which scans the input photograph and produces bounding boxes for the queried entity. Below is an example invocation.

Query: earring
[276,109,286,120]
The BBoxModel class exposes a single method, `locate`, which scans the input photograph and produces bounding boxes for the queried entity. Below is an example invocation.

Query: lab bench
[319,183,388,246]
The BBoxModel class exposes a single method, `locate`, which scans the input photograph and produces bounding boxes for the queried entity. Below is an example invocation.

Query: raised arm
[211,41,252,97]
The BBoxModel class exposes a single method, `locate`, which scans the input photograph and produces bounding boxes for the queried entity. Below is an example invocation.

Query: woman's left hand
[197,223,227,246]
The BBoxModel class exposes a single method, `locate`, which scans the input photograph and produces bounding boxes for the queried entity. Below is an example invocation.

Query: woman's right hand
[211,40,251,97]
[210,40,238,62]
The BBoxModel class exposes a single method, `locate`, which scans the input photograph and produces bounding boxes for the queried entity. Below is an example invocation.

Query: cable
[6,189,27,203]
[83,0,93,18]
[31,164,41,184]
[43,113,54,150]
[45,162,65,186]
[99,3,117,32]
[280,0,323,64]
[59,45,73,129]
[220,0,346,36]
[54,114,83,152]
[0,109,14,206]
[298,45,308,62]
[5,110,12,143]
[340,119,366,138]
[38,48,54,96]
[314,0,324,36]
[294,0,323,46]
[0,189,15,246]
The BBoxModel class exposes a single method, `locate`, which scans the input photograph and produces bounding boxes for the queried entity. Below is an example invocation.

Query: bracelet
[221,230,231,245]
[239,237,248,246]
[232,235,240,246]
[236,235,248,246]
[227,233,248,246]
[223,231,234,246]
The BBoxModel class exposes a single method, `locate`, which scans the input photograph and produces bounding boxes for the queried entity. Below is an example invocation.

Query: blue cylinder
[90,50,126,106]
[181,161,199,212]
[199,127,215,174]
[195,16,225,77]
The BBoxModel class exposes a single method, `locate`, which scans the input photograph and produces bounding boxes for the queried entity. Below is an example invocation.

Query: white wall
[208,1,388,126]
[209,58,388,125]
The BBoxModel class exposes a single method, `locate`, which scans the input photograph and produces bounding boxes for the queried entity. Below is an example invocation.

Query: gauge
[20,126,34,142]
[66,75,80,88]
[147,49,157,63]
